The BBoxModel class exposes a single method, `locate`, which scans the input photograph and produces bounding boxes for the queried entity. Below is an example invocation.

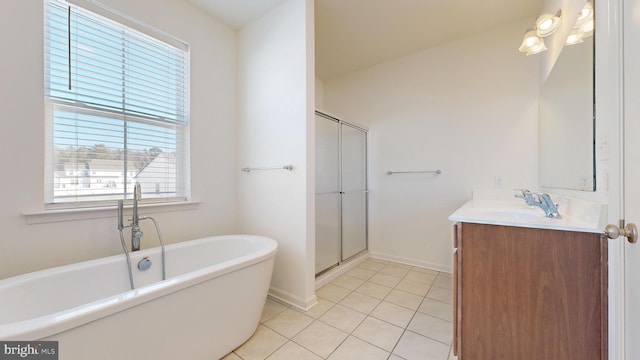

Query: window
[44,0,189,206]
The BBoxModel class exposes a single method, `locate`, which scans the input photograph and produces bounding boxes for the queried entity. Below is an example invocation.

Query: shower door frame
[315,110,369,276]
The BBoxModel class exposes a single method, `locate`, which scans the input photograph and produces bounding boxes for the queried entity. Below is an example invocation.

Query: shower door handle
[340,190,370,194]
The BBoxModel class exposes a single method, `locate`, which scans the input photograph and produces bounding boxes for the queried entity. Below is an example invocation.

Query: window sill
[23,201,201,225]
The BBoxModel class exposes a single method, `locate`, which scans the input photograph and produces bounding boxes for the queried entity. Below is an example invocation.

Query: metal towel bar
[386,169,442,175]
[241,165,293,173]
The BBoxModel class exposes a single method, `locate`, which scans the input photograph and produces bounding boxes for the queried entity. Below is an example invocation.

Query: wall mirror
[539,32,595,191]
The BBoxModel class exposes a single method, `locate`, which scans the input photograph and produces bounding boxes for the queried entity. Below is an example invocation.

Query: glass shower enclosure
[315,111,368,275]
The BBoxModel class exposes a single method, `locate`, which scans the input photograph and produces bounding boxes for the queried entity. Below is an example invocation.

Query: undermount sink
[448,193,607,233]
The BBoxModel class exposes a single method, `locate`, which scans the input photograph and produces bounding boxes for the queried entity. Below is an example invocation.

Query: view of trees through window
[53,141,178,201]
[55,144,165,172]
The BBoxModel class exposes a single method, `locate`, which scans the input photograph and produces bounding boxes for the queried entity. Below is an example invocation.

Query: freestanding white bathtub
[0,235,277,360]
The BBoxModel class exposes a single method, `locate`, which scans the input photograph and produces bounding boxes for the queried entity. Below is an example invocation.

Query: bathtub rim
[0,234,277,341]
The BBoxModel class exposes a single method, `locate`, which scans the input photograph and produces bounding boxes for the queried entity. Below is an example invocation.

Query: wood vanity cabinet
[453,222,607,360]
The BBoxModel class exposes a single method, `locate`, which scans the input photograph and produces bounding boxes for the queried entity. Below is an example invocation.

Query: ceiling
[187,0,542,80]
[187,0,285,29]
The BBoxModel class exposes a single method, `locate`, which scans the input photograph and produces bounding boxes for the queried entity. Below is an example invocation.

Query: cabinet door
[458,223,606,360]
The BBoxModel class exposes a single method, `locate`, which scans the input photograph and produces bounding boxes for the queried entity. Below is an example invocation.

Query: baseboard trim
[268,286,318,311]
[315,252,370,289]
[369,252,452,274]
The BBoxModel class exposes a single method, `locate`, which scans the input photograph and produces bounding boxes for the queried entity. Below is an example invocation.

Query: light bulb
[566,29,585,45]
[519,30,547,55]
[539,18,554,31]
[580,19,594,33]
[576,2,593,26]
[535,12,562,37]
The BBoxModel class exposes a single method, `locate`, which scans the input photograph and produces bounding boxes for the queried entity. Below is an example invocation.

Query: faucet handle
[533,192,551,202]
[514,188,532,200]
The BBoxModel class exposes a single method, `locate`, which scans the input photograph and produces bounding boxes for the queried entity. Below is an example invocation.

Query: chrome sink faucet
[117,183,144,251]
[515,189,561,219]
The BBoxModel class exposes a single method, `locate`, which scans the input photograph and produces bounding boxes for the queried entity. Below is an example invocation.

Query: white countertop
[448,198,606,233]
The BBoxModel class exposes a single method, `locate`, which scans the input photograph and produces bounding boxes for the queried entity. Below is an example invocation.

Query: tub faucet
[515,189,561,219]
[131,183,143,251]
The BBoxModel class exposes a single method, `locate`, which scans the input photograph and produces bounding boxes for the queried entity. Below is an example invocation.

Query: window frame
[43,0,191,209]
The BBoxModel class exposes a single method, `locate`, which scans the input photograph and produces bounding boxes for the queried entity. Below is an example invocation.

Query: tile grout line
[233,259,451,360]
[330,260,402,359]
[348,261,452,358]
[386,267,437,358]
[323,259,395,358]
[349,261,451,357]
[321,261,390,358]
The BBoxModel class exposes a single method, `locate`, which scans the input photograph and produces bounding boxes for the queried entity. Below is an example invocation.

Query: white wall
[323,19,540,272]
[0,0,238,279]
[237,0,316,309]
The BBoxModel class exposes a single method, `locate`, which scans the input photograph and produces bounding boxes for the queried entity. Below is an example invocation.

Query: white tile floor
[222,258,456,360]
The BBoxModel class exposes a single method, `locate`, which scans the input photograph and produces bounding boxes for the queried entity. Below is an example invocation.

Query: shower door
[315,114,341,274]
[315,111,368,275]
[340,124,367,261]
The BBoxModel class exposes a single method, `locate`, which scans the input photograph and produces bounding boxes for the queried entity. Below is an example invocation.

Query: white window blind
[44,0,189,206]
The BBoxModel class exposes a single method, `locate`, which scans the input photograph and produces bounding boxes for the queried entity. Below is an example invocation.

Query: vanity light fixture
[519,9,561,55]
[565,1,594,46]
[535,11,562,37]
[575,1,593,27]
[519,28,548,56]
[565,28,585,45]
